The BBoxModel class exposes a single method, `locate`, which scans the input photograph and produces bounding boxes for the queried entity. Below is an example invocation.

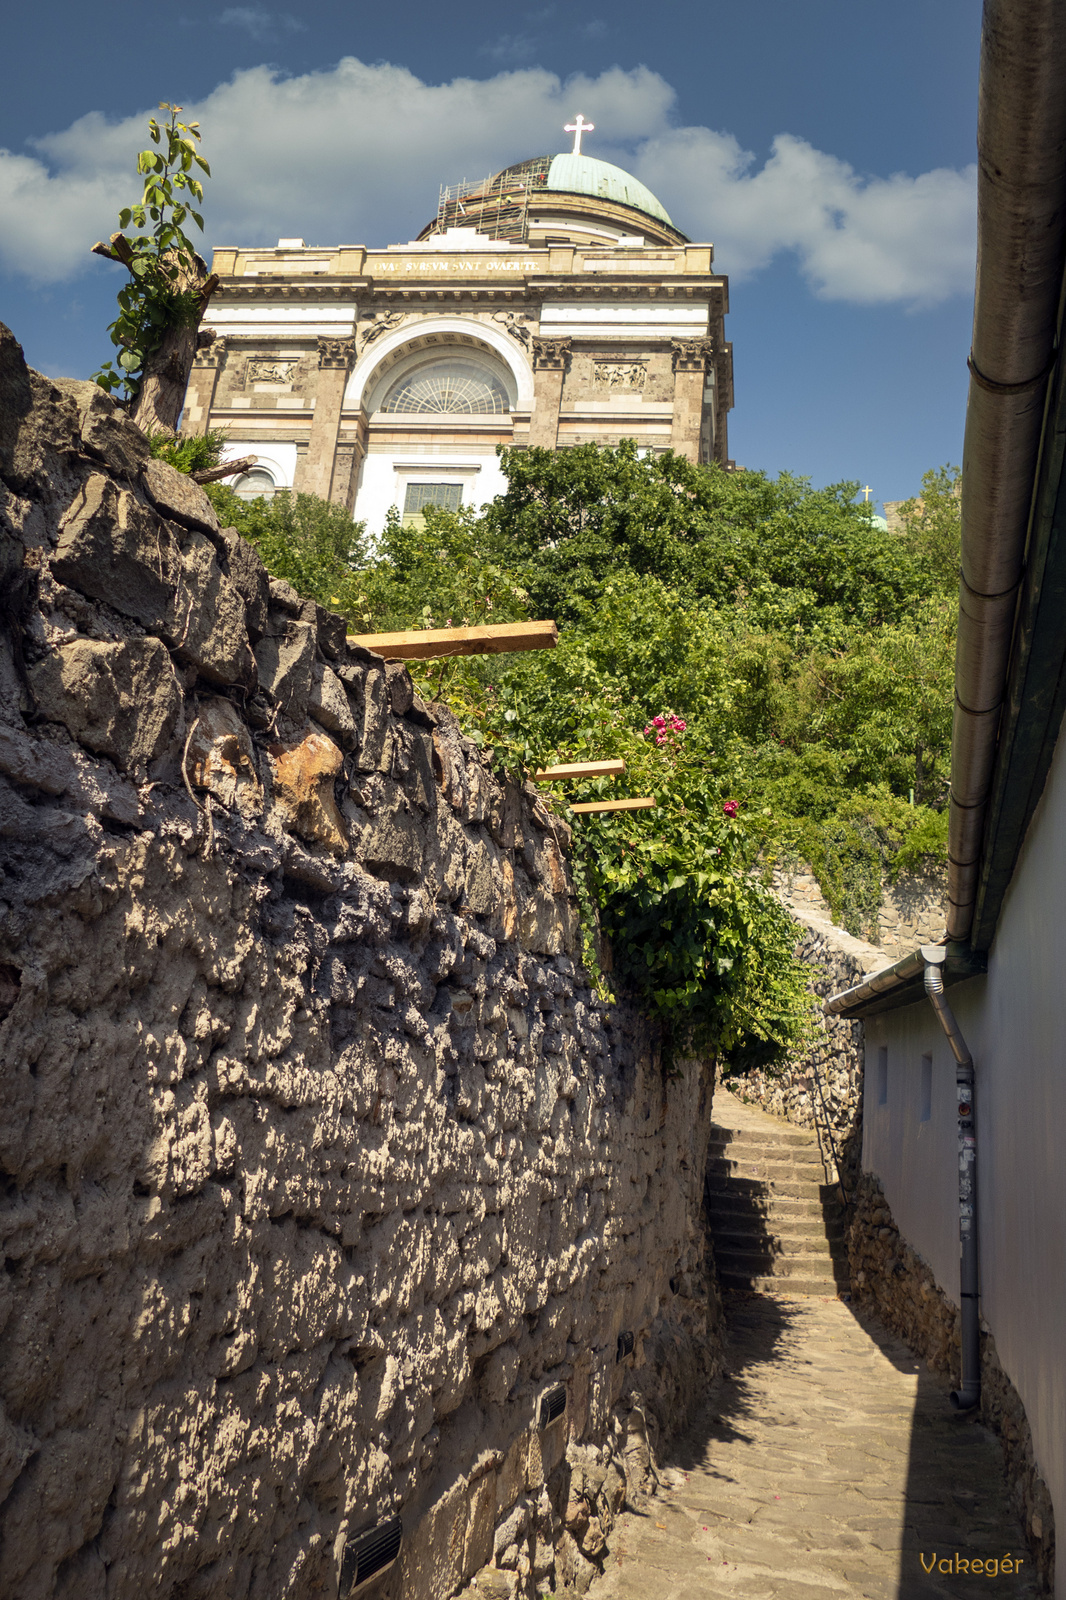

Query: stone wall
[725,914,881,1197]
[0,325,721,1600]
[771,863,946,964]
[849,1175,1055,1594]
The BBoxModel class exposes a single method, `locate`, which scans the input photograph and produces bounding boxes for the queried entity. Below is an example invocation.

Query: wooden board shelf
[534,760,626,781]
[570,798,657,814]
[349,620,558,661]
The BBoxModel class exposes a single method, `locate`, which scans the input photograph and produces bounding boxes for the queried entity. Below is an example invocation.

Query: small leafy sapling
[92,103,218,434]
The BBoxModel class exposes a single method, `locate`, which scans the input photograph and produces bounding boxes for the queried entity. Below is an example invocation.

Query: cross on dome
[564,114,594,155]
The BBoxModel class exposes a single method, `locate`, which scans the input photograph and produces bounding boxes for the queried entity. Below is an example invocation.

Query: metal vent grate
[538,1383,567,1428]
[340,1516,403,1595]
[616,1330,634,1362]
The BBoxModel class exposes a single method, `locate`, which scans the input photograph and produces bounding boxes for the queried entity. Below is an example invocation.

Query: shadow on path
[842,1301,1039,1598]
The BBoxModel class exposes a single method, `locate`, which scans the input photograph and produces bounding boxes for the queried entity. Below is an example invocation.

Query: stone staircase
[705,1088,849,1297]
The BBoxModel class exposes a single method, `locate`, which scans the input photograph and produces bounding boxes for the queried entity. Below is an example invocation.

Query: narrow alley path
[589,1289,1039,1600]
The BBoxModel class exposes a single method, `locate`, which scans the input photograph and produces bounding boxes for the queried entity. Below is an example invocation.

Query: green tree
[206,482,370,622]
[193,445,959,1061]
[92,103,216,433]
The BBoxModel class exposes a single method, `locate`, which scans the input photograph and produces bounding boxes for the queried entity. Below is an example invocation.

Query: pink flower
[723,800,739,819]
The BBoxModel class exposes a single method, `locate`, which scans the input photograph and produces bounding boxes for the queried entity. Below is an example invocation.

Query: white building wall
[864,727,1066,1594]
[353,450,510,533]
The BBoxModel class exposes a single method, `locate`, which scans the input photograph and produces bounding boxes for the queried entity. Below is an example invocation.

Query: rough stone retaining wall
[849,1175,1055,1594]
[726,912,882,1197]
[771,863,946,963]
[0,326,720,1600]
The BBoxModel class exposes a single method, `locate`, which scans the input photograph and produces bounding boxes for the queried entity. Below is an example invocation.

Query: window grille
[403,482,463,515]
[382,360,509,415]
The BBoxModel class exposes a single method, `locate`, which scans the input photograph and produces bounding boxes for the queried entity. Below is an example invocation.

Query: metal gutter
[947,0,1066,942]
[823,942,987,1022]
[970,282,1066,947]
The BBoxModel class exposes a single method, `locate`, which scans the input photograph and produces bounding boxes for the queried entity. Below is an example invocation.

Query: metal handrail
[806,1066,851,1211]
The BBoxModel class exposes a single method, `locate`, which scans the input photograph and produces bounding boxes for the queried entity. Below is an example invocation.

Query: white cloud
[0,58,975,307]
[633,128,976,306]
[218,8,305,40]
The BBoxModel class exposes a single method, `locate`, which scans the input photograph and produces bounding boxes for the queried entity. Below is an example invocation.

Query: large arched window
[381,358,510,415]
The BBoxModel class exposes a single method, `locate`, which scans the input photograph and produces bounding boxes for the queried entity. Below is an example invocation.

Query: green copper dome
[545,154,674,226]
[491,154,674,228]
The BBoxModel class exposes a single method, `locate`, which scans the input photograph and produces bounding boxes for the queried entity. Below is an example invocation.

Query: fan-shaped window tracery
[381,358,510,415]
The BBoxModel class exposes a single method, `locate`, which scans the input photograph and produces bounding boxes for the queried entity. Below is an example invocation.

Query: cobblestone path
[590,1292,1040,1600]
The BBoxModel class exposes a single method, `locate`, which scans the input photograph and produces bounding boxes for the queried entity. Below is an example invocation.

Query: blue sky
[1,0,980,505]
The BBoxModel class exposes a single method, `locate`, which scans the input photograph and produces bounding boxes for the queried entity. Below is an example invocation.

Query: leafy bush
[184,445,958,1071]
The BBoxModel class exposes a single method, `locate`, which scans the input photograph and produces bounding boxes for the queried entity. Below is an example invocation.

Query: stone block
[354,778,425,882]
[254,621,315,723]
[51,377,150,479]
[52,475,181,629]
[140,456,219,536]
[308,662,357,748]
[267,576,303,616]
[28,637,181,772]
[353,666,392,773]
[311,603,347,660]
[173,530,256,688]
[395,726,436,812]
[396,1480,467,1600]
[386,660,415,715]
[52,478,254,688]
[185,697,262,819]
[267,728,348,853]
[464,835,500,918]
[217,528,269,639]
[464,1470,498,1579]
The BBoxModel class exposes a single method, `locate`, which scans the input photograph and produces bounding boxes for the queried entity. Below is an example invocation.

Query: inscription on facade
[594,361,647,391]
[247,359,298,384]
[373,256,540,276]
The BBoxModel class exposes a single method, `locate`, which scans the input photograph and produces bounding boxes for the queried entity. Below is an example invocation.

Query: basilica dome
[419,145,688,248]
[494,152,675,229]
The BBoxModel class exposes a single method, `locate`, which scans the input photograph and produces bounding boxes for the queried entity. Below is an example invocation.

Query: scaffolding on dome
[431,159,551,242]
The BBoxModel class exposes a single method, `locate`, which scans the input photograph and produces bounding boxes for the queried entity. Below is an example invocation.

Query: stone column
[297,336,356,500]
[529,339,571,449]
[670,340,714,464]
[181,335,226,437]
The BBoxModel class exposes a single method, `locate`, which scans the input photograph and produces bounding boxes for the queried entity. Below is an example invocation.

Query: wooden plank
[569,798,657,814]
[534,760,626,781]
[348,620,558,661]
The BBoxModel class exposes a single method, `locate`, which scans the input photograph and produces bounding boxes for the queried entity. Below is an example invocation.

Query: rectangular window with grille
[402,481,463,521]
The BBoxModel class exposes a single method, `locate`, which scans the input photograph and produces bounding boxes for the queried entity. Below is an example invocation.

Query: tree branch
[191,455,256,485]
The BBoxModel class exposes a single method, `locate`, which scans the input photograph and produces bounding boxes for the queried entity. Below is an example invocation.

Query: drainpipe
[922,947,980,1410]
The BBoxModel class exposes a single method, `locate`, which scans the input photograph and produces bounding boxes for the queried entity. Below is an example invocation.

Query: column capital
[193,332,227,369]
[317,336,356,371]
[671,338,715,373]
[532,337,572,372]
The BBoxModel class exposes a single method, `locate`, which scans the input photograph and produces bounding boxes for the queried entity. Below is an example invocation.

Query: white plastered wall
[353,452,510,534]
[864,727,1066,1594]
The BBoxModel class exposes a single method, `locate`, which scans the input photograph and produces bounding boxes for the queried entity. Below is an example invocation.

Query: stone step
[708,1137,824,1167]
[705,1174,831,1202]
[710,1119,816,1149]
[728,1273,849,1297]
[710,1220,844,1251]
[714,1245,842,1277]
[707,1154,830,1183]
[705,1202,846,1238]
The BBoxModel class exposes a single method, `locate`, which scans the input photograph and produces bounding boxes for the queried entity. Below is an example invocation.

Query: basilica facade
[183,129,733,528]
